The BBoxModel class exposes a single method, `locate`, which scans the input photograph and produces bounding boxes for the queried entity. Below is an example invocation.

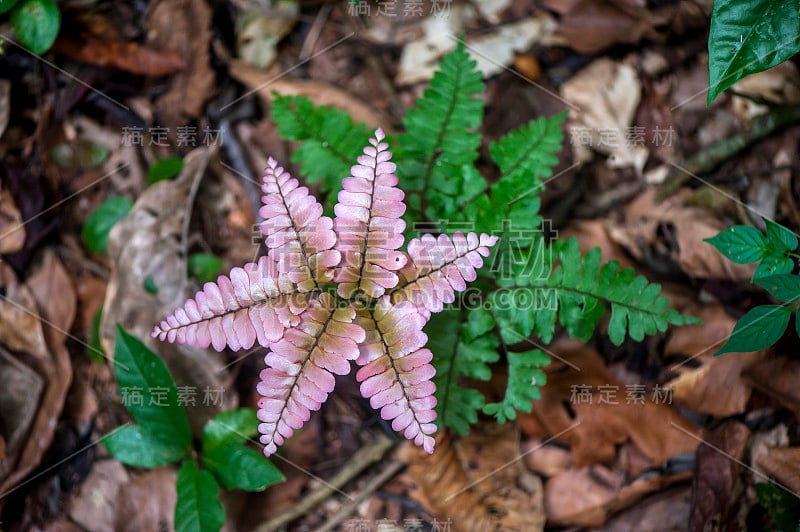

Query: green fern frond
[397,41,485,219]
[492,238,700,346]
[270,94,369,204]
[483,349,549,423]
[488,113,566,229]
[426,308,498,435]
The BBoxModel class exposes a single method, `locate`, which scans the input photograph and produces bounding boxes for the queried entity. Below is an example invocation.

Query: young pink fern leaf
[260,158,340,291]
[151,256,306,351]
[334,128,408,299]
[258,293,365,456]
[355,298,437,453]
[390,232,499,316]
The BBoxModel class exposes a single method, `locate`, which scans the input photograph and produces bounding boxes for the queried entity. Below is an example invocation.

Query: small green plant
[1,0,60,54]
[104,326,284,532]
[707,0,800,103]
[82,196,133,254]
[706,219,800,354]
[755,482,800,531]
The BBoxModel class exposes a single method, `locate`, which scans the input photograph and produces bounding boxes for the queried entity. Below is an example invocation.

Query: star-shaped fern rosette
[152,129,498,456]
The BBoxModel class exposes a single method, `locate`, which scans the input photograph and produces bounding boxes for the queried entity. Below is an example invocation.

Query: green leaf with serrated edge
[188,253,223,284]
[113,326,192,449]
[82,196,133,254]
[705,226,767,264]
[103,424,186,468]
[10,0,60,54]
[175,461,224,532]
[202,408,259,453]
[147,157,184,186]
[707,0,800,104]
[483,349,549,423]
[715,304,791,355]
[202,444,284,491]
[764,218,798,252]
[755,274,800,302]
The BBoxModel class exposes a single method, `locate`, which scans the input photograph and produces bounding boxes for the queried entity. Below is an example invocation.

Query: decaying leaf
[755,446,800,495]
[146,0,216,127]
[744,356,800,417]
[689,422,750,531]
[518,339,699,467]
[0,252,74,496]
[0,183,25,255]
[53,38,185,77]
[664,304,765,417]
[407,423,545,531]
[101,147,228,432]
[561,58,649,172]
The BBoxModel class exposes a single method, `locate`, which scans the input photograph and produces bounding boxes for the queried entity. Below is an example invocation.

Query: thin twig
[316,459,406,532]
[256,434,395,532]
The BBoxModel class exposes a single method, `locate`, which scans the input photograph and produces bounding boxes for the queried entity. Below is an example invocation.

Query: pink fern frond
[355,298,437,453]
[151,256,305,352]
[390,232,499,315]
[260,158,340,292]
[257,293,365,456]
[334,129,408,299]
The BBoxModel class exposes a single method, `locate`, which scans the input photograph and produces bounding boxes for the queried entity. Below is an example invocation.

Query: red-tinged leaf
[257,293,365,456]
[151,256,305,351]
[391,232,499,315]
[334,129,409,299]
[260,158,340,291]
[355,298,438,453]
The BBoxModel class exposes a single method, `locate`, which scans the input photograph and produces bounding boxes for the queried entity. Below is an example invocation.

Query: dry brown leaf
[0,252,74,496]
[115,468,177,531]
[601,486,692,531]
[0,184,25,257]
[556,0,662,55]
[53,39,184,76]
[0,79,9,140]
[607,188,756,281]
[147,0,215,126]
[518,339,699,467]
[755,447,800,495]
[228,60,388,129]
[101,148,229,433]
[68,459,130,531]
[545,463,691,527]
[407,423,545,531]
[744,356,800,417]
[689,422,750,532]
[561,219,636,270]
[561,58,649,172]
[664,303,764,416]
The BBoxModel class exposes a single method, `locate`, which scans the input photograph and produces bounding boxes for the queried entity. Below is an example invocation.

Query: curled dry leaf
[561,58,649,172]
[607,188,756,281]
[664,303,765,417]
[744,356,800,417]
[755,446,800,495]
[689,422,750,532]
[0,183,25,255]
[407,423,545,532]
[101,148,228,432]
[517,339,699,468]
[228,60,387,129]
[0,251,74,495]
[53,38,185,77]
[146,0,215,126]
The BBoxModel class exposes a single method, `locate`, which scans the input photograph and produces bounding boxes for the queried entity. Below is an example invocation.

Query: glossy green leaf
[175,461,225,532]
[202,444,284,491]
[143,275,159,294]
[764,218,798,252]
[0,0,21,15]
[82,196,132,254]
[188,253,223,283]
[147,157,184,186]
[707,0,800,104]
[87,307,106,364]
[202,408,259,453]
[755,274,800,302]
[715,304,791,355]
[10,0,60,54]
[113,326,192,449]
[103,424,186,468]
[705,225,767,264]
